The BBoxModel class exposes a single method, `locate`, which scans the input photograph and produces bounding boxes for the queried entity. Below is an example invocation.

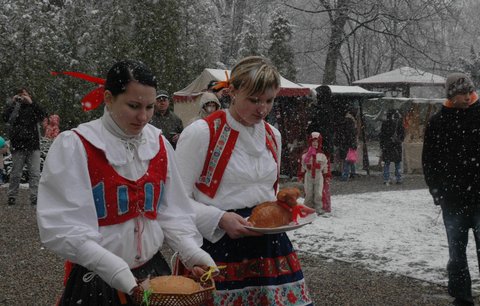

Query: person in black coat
[422,73,480,306]
[2,87,47,205]
[380,109,405,185]
[307,100,334,157]
[335,110,357,181]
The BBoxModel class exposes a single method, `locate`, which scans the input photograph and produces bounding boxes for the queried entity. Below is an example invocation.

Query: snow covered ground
[291,189,480,291]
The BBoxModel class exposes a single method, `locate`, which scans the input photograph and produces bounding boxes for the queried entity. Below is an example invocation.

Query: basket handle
[171,252,192,276]
[170,251,183,275]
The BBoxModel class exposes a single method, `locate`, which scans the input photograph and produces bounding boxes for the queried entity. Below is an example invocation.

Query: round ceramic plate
[244,213,316,234]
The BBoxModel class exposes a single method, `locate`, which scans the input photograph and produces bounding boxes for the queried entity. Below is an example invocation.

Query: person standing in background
[150,90,183,149]
[2,87,47,205]
[306,90,334,212]
[188,92,221,125]
[0,136,9,185]
[42,114,61,140]
[337,109,357,181]
[380,109,405,185]
[423,72,480,306]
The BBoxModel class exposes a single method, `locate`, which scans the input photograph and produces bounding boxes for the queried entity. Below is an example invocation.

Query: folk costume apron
[197,111,313,306]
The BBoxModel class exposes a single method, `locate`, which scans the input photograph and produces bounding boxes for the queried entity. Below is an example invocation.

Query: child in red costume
[300,132,330,214]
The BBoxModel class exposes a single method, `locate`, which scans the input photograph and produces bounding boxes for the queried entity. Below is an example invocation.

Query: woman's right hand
[218,212,263,239]
[130,284,141,296]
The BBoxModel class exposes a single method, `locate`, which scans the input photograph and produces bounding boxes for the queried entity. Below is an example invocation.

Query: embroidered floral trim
[266,132,277,155]
[215,252,302,282]
[214,279,312,306]
[199,124,231,186]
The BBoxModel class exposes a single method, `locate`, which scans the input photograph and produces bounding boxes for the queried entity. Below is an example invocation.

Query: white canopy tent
[353,67,445,87]
[300,83,384,95]
[353,67,445,101]
[172,68,310,126]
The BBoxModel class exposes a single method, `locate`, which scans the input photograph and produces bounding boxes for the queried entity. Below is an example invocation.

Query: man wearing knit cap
[423,72,480,306]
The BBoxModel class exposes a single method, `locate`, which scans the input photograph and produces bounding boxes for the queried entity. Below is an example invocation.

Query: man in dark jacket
[150,90,184,149]
[422,73,480,306]
[2,88,47,205]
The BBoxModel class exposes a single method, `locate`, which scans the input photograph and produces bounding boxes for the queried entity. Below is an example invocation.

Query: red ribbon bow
[276,201,308,224]
[51,71,106,111]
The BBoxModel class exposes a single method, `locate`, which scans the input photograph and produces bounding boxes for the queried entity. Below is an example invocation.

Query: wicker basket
[132,278,215,306]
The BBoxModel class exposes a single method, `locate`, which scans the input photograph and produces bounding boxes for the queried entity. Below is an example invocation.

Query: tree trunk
[322,1,349,85]
[220,0,246,65]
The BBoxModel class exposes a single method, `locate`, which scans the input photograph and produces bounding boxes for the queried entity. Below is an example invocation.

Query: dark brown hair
[104,60,157,97]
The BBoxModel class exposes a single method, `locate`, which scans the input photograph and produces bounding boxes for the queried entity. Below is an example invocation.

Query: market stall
[301,84,384,175]
[353,67,446,174]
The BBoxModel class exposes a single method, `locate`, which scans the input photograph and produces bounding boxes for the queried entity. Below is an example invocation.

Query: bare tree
[284,0,457,84]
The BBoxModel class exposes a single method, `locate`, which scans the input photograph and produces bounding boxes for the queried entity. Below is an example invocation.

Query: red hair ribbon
[276,201,308,224]
[211,70,230,91]
[51,71,106,111]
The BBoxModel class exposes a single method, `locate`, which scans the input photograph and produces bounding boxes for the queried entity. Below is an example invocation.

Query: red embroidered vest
[75,132,168,226]
[195,111,279,198]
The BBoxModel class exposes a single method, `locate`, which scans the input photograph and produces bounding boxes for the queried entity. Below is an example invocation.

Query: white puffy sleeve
[36,131,136,293]
[175,120,226,243]
[157,140,216,269]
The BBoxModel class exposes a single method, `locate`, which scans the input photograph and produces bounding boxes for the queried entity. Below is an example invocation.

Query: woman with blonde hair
[176,56,313,305]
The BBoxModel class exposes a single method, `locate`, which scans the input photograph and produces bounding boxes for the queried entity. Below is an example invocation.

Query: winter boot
[315,204,324,215]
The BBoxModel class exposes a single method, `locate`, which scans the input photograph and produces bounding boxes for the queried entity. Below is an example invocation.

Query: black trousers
[441,202,480,305]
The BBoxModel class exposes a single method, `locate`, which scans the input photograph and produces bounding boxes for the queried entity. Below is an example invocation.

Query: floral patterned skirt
[203,207,313,306]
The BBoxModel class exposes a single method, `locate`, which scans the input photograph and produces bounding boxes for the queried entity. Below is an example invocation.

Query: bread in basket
[133,275,215,306]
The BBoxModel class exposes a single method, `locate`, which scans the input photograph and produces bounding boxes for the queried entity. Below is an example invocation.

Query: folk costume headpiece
[51,71,106,111]
[209,71,230,92]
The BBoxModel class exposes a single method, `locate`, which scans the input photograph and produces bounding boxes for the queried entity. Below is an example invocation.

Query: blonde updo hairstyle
[230,56,281,97]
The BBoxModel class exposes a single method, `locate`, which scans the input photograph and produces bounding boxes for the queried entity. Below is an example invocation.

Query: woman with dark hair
[380,109,405,185]
[37,60,215,305]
